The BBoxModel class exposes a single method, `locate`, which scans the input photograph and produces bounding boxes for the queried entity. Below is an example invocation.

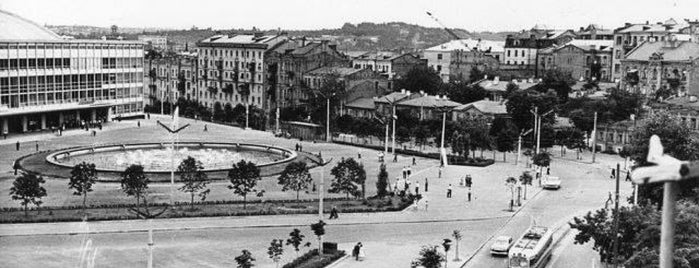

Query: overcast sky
[2,0,698,32]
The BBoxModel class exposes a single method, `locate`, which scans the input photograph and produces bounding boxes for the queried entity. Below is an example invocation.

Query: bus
[507,226,554,268]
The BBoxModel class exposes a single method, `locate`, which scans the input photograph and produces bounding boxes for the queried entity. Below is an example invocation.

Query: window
[437,54,442,60]
[515,50,518,57]
[436,65,442,71]
[507,50,511,57]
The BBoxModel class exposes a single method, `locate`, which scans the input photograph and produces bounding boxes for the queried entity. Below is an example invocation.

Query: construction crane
[426,11,463,41]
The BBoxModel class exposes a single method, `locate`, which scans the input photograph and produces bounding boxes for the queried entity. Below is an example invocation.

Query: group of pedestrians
[610,168,632,181]
[294,143,304,152]
[351,242,365,261]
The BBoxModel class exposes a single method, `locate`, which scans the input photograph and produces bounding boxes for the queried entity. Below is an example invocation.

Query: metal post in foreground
[592,112,597,163]
[659,182,678,268]
[612,163,620,267]
[326,98,330,142]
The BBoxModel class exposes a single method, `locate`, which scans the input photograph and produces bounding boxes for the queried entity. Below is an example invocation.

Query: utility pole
[391,104,396,157]
[384,122,389,155]
[612,163,620,267]
[517,135,522,165]
[536,115,541,154]
[530,107,538,153]
[592,112,598,163]
[326,98,330,142]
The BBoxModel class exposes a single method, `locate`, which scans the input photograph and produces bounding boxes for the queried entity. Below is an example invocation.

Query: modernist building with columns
[0,10,145,134]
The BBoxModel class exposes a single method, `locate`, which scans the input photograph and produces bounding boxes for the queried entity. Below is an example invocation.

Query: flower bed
[282,249,346,268]
[332,140,494,167]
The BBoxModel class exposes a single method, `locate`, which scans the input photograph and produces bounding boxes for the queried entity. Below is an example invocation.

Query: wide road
[0,218,508,268]
[464,155,633,268]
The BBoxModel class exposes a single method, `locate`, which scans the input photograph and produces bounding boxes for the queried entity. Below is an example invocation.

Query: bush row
[281,249,347,268]
[332,140,494,167]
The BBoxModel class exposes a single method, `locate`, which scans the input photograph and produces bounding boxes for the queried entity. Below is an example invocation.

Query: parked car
[490,235,513,256]
[542,176,561,190]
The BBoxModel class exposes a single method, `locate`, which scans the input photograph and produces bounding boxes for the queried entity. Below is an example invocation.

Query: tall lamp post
[156,107,190,204]
[315,92,336,142]
[434,103,454,167]
[308,156,333,256]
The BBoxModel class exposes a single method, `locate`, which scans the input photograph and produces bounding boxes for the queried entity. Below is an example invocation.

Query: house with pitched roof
[452,99,509,122]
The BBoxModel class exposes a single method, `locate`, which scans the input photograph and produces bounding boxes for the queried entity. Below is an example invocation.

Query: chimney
[646,20,649,25]
[406,90,411,95]
[419,90,425,95]
[401,89,406,94]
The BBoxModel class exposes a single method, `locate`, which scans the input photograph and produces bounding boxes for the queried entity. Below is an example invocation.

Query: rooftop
[197,34,283,49]
[345,97,376,110]
[375,90,416,104]
[396,94,462,108]
[454,100,508,115]
[558,39,613,52]
[0,9,61,41]
[306,66,363,76]
[616,20,686,34]
[478,78,540,92]
[425,39,505,53]
[624,40,699,62]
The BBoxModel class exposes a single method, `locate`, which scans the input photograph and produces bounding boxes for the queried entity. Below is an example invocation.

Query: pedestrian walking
[424,199,429,211]
[402,167,407,179]
[407,166,412,177]
[468,188,472,202]
[393,154,397,162]
[438,167,442,178]
[357,151,361,159]
[610,168,616,179]
[625,171,631,182]
[546,167,550,175]
[35,141,39,151]
[357,243,365,261]
[16,141,20,151]
[329,206,339,219]
[415,184,420,196]
[424,178,428,192]
[147,113,151,120]
[405,178,411,192]
[13,160,19,175]
[204,124,208,132]
[137,121,141,128]
[353,243,362,261]
[412,157,416,165]
[447,184,452,198]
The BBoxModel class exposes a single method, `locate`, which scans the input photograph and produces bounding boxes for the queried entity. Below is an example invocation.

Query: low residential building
[537,40,613,82]
[594,119,636,153]
[395,93,461,121]
[650,95,699,133]
[423,39,505,82]
[374,89,419,116]
[476,77,540,101]
[503,28,575,69]
[452,99,508,121]
[620,39,699,96]
[448,50,501,83]
[575,25,614,40]
[302,66,388,107]
[344,97,375,118]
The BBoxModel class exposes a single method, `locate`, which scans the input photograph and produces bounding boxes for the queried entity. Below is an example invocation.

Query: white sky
[2,0,698,32]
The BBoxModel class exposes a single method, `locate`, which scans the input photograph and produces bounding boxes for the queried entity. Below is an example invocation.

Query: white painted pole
[326,98,330,142]
[391,105,396,157]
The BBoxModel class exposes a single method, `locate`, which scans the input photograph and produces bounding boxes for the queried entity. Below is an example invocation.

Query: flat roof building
[0,9,145,134]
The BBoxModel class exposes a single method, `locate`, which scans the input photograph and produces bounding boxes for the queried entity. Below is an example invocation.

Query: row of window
[506,49,529,58]
[0,43,142,50]
[615,35,669,46]
[0,87,143,108]
[0,73,143,94]
[0,57,143,71]
[198,48,263,59]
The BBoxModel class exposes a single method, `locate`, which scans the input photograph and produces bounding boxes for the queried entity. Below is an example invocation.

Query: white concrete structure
[0,9,145,134]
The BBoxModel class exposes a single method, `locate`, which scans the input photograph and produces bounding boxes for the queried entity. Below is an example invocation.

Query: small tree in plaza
[277,162,313,201]
[531,152,551,183]
[228,160,261,209]
[310,220,327,260]
[10,172,47,216]
[69,162,97,212]
[121,164,149,209]
[518,171,533,200]
[505,177,518,211]
[412,245,445,268]
[234,249,255,268]
[177,156,210,210]
[452,230,463,261]
[267,239,284,268]
[286,228,305,257]
[376,164,389,198]
[329,158,367,199]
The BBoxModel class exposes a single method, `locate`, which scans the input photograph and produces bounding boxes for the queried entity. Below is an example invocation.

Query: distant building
[302,66,388,106]
[423,39,505,82]
[476,77,540,101]
[448,50,500,83]
[394,93,461,121]
[452,99,508,122]
[351,51,426,80]
[503,28,575,67]
[611,19,695,81]
[138,35,168,50]
[145,52,197,107]
[619,39,699,96]
[537,40,613,82]
[575,25,614,40]
[0,10,145,134]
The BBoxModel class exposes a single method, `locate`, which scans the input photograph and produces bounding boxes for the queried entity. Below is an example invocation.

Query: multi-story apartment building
[351,51,426,80]
[620,39,699,96]
[0,10,145,134]
[138,35,168,50]
[145,51,197,107]
[265,39,348,110]
[537,40,613,82]
[302,66,389,106]
[611,19,693,81]
[503,29,575,68]
[423,39,505,82]
[195,33,287,112]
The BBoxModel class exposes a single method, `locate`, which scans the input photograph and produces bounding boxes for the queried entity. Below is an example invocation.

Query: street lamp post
[326,98,331,142]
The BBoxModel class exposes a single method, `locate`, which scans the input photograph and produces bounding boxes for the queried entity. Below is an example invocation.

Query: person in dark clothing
[204,124,208,131]
[424,178,428,192]
[329,206,339,219]
[352,243,361,260]
[546,167,550,175]
[625,171,631,182]
[16,141,20,151]
[35,142,39,151]
[137,121,141,128]
[610,168,616,179]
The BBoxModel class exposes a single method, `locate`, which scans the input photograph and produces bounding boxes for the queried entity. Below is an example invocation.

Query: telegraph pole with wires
[612,162,621,267]
[592,112,598,163]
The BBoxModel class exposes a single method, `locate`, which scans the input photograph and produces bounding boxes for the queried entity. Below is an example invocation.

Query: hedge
[332,140,494,167]
[281,249,346,268]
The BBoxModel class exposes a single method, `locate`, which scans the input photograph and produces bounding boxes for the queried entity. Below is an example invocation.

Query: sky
[2,0,698,32]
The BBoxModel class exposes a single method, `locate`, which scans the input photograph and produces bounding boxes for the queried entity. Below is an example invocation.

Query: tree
[69,162,97,211]
[413,245,445,268]
[213,101,223,121]
[121,164,149,209]
[532,152,551,167]
[329,158,367,199]
[267,239,284,268]
[535,69,575,103]
[495,127,517,162]
[626,111,699,205]
[10,172,46,216]
[445,82,487,105]
[234,249,255,268]
[505,90,558,133]
[559,128,586,159]
[228,160,261,209]
[394,67,443,95]
[504,82,520,99]
[177,156,210,210]
[376,164,389,198]
[519,172,533,200]
[286,228,305,257]
[277,162,313,201]
[505,177,518,211]
[310,220,327,259]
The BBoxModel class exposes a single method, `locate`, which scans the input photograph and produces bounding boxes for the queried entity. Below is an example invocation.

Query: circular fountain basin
[46,142,297,174]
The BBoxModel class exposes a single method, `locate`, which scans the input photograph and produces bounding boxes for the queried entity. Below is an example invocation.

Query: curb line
[325,254,350,268]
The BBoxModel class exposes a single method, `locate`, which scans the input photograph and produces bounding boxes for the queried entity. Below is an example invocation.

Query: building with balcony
[503,28,575,69]
[302,66,389,107]
[0,10,145,134]
[144,51,197,108]
[351,51,426,80]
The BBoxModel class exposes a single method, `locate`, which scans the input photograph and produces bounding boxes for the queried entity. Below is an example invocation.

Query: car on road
[542,176,561,190]
[490,235,513,256]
